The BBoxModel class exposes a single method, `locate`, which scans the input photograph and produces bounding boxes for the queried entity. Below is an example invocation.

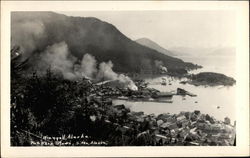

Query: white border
[1,1,249,157]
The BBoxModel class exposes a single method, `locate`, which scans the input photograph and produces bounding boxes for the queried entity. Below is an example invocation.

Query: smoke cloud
[41,41,76,80]
[154,60,168,73]
[11,20,46,58]
[154,60,163,68]
[80,54,97,78]
[117,74,138,91]
[73,54,97,79]
[97,61,138,90]
[97,61,117,80]
[41,42,98,80]
[38,41,137,90]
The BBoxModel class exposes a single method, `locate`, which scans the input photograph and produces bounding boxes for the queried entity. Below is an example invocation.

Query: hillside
[135,38,175,56]
[11,12,199,77]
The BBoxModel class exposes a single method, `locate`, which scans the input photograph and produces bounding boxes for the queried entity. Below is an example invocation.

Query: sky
[57,11,236,49]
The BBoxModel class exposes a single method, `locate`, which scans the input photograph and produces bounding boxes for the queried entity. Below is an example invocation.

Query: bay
[113,55,236,122]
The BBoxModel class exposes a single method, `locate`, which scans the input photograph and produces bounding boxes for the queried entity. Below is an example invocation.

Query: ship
[116,96,173,103]
[176,88,197,97]
[151,91,174,99]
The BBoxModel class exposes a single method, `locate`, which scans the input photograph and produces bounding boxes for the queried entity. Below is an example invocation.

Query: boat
[151,92,174,99]
[161,78,167,85]
[176,88,197,97]
[116,94,173,103]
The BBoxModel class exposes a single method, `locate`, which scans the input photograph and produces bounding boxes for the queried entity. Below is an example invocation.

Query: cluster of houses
[111,106,236,146]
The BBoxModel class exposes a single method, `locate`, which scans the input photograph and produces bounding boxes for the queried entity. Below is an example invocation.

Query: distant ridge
[136,38,175,57]
[169,47,236,57]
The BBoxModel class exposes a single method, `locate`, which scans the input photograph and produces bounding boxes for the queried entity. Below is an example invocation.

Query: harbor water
[113,55,236,122]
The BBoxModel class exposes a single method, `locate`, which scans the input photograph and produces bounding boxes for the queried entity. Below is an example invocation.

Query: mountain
[11,12,199,76]
[169,47,236,57]
[206,47,235,57]
[135,38,175,56]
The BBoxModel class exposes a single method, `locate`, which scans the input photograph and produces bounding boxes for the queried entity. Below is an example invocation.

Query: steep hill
[136,38,175,56]
[11,12,199,76]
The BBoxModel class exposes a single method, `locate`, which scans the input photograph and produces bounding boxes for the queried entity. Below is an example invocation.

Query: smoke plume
[73,54,97,79]
[41,42,76,80]
[80,54,97,78]
[97,61,117,80]
[11,20,46,58]
[38,41,138,90]
[117,74,138,91]
[154,60,168,73]
[97,61,138,90]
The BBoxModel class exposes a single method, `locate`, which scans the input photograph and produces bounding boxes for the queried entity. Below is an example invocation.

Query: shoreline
[113,98,236,123]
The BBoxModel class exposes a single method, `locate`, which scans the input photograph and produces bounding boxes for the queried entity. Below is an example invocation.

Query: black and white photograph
[1,1,249,157]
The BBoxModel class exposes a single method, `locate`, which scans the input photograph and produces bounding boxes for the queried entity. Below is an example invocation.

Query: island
[186,72,236,86]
